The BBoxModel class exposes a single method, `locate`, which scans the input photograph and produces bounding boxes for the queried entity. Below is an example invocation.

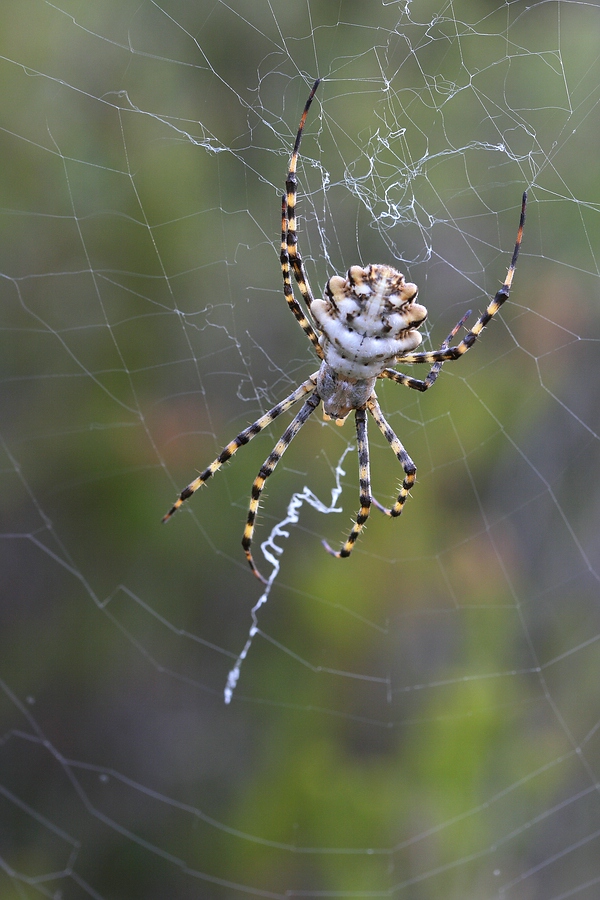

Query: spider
[163,79,527,583]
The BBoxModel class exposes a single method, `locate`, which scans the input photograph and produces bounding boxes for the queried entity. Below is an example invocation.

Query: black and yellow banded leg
[280,195,323,357]
[243,392,322,582]
[367,396,416,518]
[380,310,472,392]
[396,192,527,367]
[322,407,372,559]
[162,375,318,523]
[374,315,470,513]
[285,80,321,329]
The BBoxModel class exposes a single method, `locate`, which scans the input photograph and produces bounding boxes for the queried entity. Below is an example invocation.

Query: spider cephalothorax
[163,79,527,583]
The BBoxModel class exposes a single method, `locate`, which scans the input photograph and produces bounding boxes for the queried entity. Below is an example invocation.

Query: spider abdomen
[311,264,428,381]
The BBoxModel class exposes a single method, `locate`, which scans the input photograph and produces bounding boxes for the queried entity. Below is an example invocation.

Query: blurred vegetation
[1,1,599,898]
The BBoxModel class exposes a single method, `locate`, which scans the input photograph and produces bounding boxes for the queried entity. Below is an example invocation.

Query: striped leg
[380,310,471,392]
[367,396,416,518]
[395,192,527,367]
[243,392,321,582]
[372,313,469,514]
[280,195,323,357]
[322,407,372,559]
[162,375,317,523]
[285,80,321,336]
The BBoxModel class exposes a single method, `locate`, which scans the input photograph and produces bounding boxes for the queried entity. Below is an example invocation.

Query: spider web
[1,0,600,897]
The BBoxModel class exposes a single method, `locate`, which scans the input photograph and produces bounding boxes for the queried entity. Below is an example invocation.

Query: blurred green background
[1,1,600,898]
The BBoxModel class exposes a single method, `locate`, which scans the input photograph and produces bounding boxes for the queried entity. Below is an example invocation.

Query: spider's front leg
[395,192,527,368]
[380,310,472,394]
[280,78,324,360]
[280,194,323,358]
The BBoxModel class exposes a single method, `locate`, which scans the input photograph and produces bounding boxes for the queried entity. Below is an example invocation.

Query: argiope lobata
[163,79,527,583]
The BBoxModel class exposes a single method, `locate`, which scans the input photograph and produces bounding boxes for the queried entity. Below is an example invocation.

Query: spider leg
[366,396,417,518]
[162,375,318,523]
[285,81,323,342]
[380,310,472,392]
[243,392,321,582]
[322,407,372,559]
[370,314,470,514]
[280,195,323,357]
[396,192,527,367]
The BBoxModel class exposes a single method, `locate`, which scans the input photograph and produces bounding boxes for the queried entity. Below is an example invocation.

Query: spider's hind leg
[366,396,417,519]
[162,376,317,523]
[323,407,372,559]
[243,392,321,583]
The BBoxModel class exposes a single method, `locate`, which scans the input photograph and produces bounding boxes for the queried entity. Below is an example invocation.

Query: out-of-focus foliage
[1,1,599,898]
